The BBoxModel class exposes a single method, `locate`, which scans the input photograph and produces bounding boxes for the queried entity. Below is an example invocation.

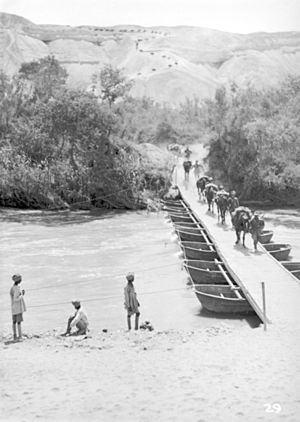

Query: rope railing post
[261,281,267,331]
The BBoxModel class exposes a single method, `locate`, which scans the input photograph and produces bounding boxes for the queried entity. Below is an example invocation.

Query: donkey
[196,176,210,201]
[232,207,252,247]
[215,194,229,225]
[205,185,217,213]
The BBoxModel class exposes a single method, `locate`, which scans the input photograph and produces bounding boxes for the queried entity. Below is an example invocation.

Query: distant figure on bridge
[215,186,229,224]
[184,146,192,159]
[232,206,252,248]
[192,160,202,180]
[204,182,218,213]
[228,190,240,217]
[196,176,212,201]
[183,160,192,182]
[249,212,265,252]
[124,272,140,331]
[164,185,181,200]
[62,300,89,336]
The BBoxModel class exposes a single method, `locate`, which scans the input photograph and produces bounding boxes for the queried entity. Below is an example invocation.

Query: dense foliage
[0,60,182,209]
[0,56,299,208]
[203,79,300,203]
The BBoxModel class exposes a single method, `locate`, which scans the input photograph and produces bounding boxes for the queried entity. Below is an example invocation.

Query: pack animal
[215,194,229,224]
[205,186,217,213]
[232,207,252,247]
[196,176,210,201]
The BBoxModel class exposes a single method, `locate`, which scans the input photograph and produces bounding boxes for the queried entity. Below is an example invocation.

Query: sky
[0,0,300,33]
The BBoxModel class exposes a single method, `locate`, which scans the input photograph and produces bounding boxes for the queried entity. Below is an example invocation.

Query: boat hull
[262,244,292,261]
[184,264,228,284]
[281,261,300,271]
[193,285,254,314]
[164,207,190,214]
[173,223,205,231]
[291,270,300,280]
[258,230,274,244]
[176,229,206,242]
[163,200,185,208]
[168,214,194,223]
[180,241,218,260]
[183,259,225,271]
[281,262,300,279]
[173,222,201,228]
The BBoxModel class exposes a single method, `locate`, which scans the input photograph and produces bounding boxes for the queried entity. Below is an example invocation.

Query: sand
[1,323,300,422]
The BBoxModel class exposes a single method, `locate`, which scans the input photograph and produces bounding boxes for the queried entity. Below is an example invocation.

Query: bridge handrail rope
[45,187,136,211]
[0,286,190,312]
[0,262,181,296]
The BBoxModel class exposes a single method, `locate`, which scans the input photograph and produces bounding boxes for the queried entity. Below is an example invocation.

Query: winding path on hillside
[5,29,20,64]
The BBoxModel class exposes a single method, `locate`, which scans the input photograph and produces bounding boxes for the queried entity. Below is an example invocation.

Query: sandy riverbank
[1,324,300,422]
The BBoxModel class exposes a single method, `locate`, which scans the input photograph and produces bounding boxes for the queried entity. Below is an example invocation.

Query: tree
[0,72,19,136]
[204,79,300,202]
[17,55,68,102]
[91,64,133,107]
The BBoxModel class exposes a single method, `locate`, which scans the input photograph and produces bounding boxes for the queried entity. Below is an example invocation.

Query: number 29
[264,403,282,413]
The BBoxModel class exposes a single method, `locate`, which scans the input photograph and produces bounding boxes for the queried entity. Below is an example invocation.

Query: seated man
[62,300,89,336]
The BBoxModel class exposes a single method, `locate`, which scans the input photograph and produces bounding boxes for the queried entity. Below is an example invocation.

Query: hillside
[1,12,300,104]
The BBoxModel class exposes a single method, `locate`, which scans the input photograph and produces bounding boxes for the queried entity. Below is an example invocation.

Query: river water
[0,207,299,334]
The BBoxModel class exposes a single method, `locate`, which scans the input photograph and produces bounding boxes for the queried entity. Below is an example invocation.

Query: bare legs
[62,316,87,336]
[12,322,22,341]
[127,313,140,331]
[64,316,74,335]
[252,233,259,251]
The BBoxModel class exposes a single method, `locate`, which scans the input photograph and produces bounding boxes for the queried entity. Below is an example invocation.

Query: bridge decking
[177,175,300,327]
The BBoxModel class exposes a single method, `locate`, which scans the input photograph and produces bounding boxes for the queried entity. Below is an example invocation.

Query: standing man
[184,146,192,159]
[10,274,26,341]
[183,160,192,182]
[193,160,202,180]
[249,212,265,251]
[228,190,240,216]
[124,272,140,331]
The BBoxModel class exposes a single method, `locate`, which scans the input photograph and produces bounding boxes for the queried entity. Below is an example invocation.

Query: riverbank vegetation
[0,56,299,208]
[0,58,179,209]
[203,79,300,204]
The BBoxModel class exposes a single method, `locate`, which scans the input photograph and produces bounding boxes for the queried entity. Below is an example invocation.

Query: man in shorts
[10,274,26,341]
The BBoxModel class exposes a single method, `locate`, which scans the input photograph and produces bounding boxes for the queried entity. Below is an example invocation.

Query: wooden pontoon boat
[262,243,292,261]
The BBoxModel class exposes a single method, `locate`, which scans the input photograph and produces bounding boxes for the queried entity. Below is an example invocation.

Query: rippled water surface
[0,207,299,334]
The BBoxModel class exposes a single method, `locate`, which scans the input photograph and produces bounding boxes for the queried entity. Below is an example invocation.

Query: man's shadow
[4,339,21,345]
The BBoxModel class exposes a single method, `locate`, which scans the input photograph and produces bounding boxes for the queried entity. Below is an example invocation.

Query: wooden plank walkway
[177,173,300,328]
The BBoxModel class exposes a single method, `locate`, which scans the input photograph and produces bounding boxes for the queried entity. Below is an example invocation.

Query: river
[0,207,299,334]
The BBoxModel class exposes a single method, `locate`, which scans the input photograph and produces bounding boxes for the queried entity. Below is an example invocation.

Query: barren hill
[1,12,300,104]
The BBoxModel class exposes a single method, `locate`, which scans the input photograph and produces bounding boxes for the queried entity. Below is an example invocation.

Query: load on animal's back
[232,207,264,250]
[196,176,212,201]
[204,182,218,212]
[215,186,229,224]
[231,206,252,248]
